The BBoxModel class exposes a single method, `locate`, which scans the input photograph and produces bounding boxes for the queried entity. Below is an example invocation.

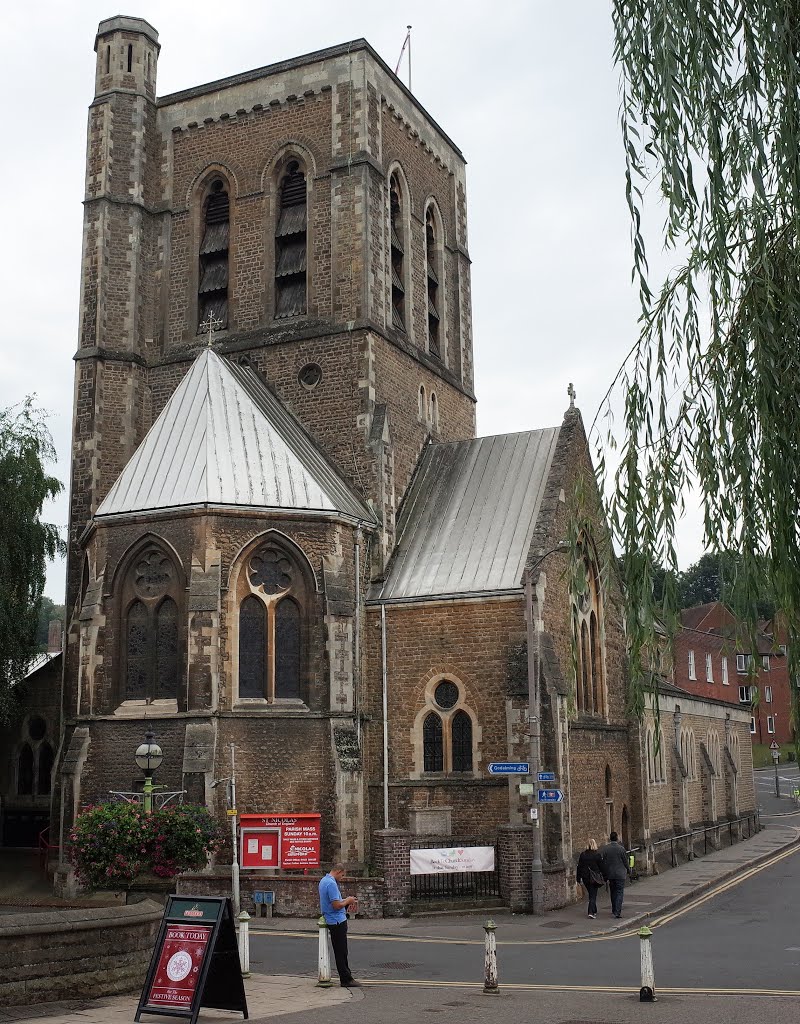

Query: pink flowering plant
[69,802,221,888]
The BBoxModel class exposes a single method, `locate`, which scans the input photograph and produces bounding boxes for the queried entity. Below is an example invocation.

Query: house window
[765,685,773,703]
[425,205,441,358]
[750,716,757,734]
[389,173,406,332]
[736,654,750,673]
[418,679,476,775]
[705,653,713,682]
[574,540,606,717]
[767,716,775,734]
[722,657,729,684]
[121,547,182,703]
[780,644,787,655]
[275,160,307,318]
[738,685,751,703]
[198,179,230,332]
[688,650,696,679]
[762,655,770,671]
[237,543,305,702]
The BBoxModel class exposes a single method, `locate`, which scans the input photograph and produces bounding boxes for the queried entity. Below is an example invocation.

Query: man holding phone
[319,863,361,987]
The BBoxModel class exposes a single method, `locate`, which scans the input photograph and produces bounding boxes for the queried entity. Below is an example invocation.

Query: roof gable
[376,427,560,601]
[96,350,374,523]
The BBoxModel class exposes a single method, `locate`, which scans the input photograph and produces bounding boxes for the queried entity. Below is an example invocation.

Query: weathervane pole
[407,26,412,91]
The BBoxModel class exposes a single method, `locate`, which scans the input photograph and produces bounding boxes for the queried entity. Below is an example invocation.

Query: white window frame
[779,644,787,655]
[705,653,713,682]
[688,650,696,680]
[738,685,751,703]
[750,716,757,734]
[762,655,770,671]
[765,685,773,703]
[736,654,747,673]
[767,716,775,734]
[722,657,729,685]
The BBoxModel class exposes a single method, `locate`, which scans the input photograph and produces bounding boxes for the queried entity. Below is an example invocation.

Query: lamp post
[524,541,569,915]
[135,730,163,815]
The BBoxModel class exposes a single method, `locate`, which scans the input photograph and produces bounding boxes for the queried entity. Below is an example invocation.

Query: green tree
[0,399,65,723]
[605,3,800,730]
[678,552,775,620]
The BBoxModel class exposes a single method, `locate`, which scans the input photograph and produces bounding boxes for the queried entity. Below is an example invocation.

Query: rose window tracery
[134,551,173,598]
[249,548,292,594]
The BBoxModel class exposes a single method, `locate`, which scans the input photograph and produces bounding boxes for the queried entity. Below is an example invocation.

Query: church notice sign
[135,896,248,1024]
[410,846,495,875]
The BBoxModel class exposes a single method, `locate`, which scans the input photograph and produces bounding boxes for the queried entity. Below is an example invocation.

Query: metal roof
[95,349,375,523]
[376,427,561,601]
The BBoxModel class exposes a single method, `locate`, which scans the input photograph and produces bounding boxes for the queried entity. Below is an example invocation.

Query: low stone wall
[0,900,162,1006]
[176,869,384,918]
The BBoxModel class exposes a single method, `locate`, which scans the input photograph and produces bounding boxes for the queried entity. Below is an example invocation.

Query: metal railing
[409,836,500,903]
[109,789,186,809]
[37,825,58,874]
[649,811,760,868]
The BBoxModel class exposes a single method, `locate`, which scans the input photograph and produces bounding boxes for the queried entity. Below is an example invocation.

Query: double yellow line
[355,979,800,997]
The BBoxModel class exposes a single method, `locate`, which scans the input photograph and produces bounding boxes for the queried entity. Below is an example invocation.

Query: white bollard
[638,926,656,1002]
[483,919,499,994]
[317,915,332,987]
[238,911,251,977]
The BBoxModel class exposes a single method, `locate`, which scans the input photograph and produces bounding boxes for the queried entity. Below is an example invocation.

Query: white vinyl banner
[409,846,495,875]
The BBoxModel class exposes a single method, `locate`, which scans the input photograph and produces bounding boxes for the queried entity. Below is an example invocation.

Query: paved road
[251,842,800,994]
[756,762,800,811]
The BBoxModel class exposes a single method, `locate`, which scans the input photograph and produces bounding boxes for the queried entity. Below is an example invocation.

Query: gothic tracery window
[419,679,475,775]
[389,173,407,332]
[574,540,606,717]
[198,178,230,332]
[121,545,183,703]
[237,542,306,702]
[275,161,307,318]
[17,744,34,796]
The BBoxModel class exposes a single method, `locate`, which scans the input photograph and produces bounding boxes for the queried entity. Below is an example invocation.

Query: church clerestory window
[237,543,306,702]
[275,161,307,318]
[120,545,183,704]
[198,179,230,333]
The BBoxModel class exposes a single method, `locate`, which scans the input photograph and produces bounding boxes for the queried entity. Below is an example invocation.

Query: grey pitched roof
[96,349,375,523]
[376,427,561,601]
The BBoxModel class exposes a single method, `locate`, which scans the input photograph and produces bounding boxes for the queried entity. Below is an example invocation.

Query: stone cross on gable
[568,382,576,409]
[199,309,224,347]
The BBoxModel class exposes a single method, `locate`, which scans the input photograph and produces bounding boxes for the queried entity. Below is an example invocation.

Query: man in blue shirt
[319,863,360,987]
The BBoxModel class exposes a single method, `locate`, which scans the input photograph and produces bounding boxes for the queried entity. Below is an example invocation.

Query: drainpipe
[381,602,389,829]
[354,529,362,742]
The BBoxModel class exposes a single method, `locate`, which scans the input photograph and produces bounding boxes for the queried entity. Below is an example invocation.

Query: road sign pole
[775,756,780,798]
[525,569,545,916]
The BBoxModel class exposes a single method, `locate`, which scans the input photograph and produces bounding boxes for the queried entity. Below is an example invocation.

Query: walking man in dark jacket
[600,831,628,918]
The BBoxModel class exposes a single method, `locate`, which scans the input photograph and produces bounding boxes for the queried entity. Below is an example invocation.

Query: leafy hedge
[70,802,222,888]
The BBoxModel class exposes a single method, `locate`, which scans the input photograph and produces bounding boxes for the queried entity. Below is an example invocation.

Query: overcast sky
[0,1,706,601]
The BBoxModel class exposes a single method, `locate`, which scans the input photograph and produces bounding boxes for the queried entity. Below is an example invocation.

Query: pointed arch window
[451,710,473,772]
[389,173,406,332]
[17,744,34,796]
[574,540,606,717]
[425,205,441,358]
[418,679,477,776]
[37,743,54,796]
[198,179,230,332]
[237,542,309,703]
[423,712,444,772]
[275,161,307,318]
[120,546,183,704]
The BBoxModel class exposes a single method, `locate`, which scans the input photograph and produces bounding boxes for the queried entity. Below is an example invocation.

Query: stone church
[41,16,755,911]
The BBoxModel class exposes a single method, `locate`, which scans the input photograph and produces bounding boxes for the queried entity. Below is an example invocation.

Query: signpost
[487,762,530,775]
[537,789,564,804]
[537,771,556,783]
[771,741,781,797]
[135,896,247,1024]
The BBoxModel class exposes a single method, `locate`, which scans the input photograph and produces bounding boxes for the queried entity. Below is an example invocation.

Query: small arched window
[37,743,54,796]
[198,179,230,332]
[646,729,654,784]
[275,161,307,318]
[236,541,309,703]
[451,711,473,772]
[121,546,183,704]
[425,205,441,357]
[580,620,591,712]
[18,744,34,796]
[423,712,444,772]
[429,392,439,433]
[418,384,426,422]
[389,173,406,332]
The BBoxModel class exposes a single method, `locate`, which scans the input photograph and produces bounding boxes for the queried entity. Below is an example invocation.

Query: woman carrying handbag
[576,838,605,919]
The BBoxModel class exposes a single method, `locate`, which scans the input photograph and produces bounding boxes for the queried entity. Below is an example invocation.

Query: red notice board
[239,813,321,869]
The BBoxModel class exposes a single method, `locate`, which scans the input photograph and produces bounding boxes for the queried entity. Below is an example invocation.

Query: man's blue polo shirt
[319,872,346,925]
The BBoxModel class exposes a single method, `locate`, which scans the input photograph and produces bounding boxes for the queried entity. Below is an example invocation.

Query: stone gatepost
[372,829,411,917]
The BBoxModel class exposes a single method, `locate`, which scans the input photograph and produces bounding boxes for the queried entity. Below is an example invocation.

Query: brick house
[31,17,757,912]
[674,602,793,747]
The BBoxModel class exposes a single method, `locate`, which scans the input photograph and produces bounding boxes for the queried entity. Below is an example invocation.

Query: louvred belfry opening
[275,161,307,318]
[425,206,440,357]
[198,180,230,331]
[390,174,406,332]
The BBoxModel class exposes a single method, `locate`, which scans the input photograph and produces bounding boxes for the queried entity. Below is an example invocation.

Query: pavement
[1,812,798,1021]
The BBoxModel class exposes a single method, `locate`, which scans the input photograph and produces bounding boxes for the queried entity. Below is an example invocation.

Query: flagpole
[407,25,412,92]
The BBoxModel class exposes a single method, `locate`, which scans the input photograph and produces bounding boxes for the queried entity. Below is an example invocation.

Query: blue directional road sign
[537,771,556,783]
[538,789,564,803]
[488,762,530,775]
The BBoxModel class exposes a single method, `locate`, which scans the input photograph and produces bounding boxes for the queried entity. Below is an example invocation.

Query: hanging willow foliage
[606,2,800,730]
[0,399,64,724]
